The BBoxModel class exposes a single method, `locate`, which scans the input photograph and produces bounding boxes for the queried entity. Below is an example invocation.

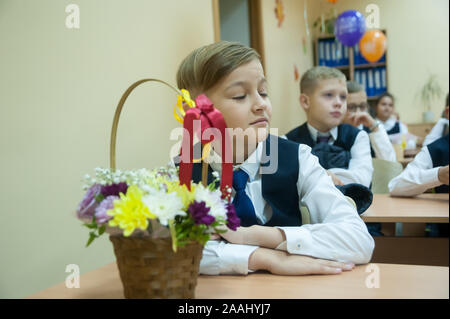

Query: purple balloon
[334,10,366,47]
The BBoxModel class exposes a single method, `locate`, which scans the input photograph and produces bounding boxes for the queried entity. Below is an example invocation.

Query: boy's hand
[438,165,449,185]
[218,225,285,248]
[347,112,376,130]
[249,248,355,275]
[326,170,344,186]
[218,226,249,244]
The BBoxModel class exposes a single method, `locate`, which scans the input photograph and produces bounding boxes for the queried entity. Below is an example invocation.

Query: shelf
[354,62,386,69]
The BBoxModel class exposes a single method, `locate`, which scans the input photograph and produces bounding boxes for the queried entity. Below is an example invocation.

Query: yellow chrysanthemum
[107,185,156,236]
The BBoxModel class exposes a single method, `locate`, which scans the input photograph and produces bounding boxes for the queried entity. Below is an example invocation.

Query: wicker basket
[110,236,203,299]
[108,79,205,299]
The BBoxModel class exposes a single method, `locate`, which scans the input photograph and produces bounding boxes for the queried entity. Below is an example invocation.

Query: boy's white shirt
[305,123,374,187]
[377,117,408,134]
[423,118,449,146]
[199,141,374,275]
[388,146,443,197]
[357,123,397,162]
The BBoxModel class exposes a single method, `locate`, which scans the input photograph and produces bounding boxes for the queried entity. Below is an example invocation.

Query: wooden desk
[361,193,449,266]
[361,193,449,223]
[28,262,448,299]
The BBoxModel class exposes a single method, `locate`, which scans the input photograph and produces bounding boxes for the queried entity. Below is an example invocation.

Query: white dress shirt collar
[208,141,263,182]
[306,123,338,143]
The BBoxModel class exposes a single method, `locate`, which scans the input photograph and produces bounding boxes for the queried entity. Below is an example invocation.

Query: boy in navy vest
[389,134,449,236]
[175,41,374,276]
[285,67,373,188]
[343,81,396,162]
[423,93,449,146]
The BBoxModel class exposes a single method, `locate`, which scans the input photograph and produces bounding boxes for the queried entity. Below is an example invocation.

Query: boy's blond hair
[347,81,364,94]
[300,66,346,95]
[176,41,260,96]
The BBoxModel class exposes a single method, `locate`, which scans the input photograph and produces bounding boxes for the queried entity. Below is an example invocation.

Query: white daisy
[142,191,186,226]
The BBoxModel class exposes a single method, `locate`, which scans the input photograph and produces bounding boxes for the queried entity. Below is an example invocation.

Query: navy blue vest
[285,123,360,169]
[427,134,449,193]
[386,121,400,135]
[189,135,303,227]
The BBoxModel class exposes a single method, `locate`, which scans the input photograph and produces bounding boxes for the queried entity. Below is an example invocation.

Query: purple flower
[100,182,128,197]
[94,195,118,224]
[77,184,101,220]
[188,201,215,226]
[225,203,240,231]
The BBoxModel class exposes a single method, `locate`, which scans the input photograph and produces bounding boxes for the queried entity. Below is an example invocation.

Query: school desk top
[28,262,448,299]
[361,193,449,223]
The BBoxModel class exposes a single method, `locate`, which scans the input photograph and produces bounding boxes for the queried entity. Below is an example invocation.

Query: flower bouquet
[75,79,238,298]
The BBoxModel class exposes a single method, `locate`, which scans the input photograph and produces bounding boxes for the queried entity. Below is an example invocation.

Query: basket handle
[109,79,183,170]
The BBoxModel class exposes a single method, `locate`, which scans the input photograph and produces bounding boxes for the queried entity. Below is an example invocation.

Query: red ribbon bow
[179,94,233,201]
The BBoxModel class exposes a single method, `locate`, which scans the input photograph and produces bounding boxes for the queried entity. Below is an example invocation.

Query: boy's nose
[253,95,267,111]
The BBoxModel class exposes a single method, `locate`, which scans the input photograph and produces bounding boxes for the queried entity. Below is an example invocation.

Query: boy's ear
[299,93,310,112]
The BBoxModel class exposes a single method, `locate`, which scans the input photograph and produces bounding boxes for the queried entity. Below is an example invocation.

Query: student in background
[176,42,374,276]
[423,93,449,146]
[388,131,449,236]
[343,81,396,162]
[285,67,373,188]
[374,92,408,136]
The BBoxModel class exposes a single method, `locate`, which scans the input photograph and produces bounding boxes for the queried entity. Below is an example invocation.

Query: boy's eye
[340,95,347,100]
[232,95,246,100]
[259,92,268,97]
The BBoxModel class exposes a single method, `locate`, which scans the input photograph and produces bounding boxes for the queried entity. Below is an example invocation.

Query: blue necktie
[232,169,257,227]
[316,134,330,144]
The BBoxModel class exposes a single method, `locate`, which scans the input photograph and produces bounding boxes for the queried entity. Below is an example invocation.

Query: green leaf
[98,225,106,235]
[86,232,97,247]
[83,223,97,229]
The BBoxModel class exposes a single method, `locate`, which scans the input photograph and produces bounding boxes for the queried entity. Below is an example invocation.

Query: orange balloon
[359,30,387,63]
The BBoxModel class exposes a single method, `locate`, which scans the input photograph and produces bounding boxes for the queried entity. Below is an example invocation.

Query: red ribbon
[179,94,233,201]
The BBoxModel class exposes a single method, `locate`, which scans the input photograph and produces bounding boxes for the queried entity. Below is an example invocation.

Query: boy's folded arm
[290,145,375,264]
[368,125,397,162]
[389,147,441,197]
[328,131,373,187]
[199,241,259,275]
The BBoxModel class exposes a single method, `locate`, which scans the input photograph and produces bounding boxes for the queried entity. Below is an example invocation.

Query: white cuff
[204,241,259,275]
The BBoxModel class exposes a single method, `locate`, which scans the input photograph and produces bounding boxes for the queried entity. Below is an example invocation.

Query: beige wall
[260,0,317,135]
[0,0,214,298]
[309,0,449,124]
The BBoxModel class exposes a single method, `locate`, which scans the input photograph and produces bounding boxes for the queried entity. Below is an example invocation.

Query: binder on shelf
[361,70,367,92]
[353,44,361,65]
[325,41,331,66]
[319,41,326,66]
[330,41,337,66]
[355,70,360,85]
[367,69,375,97]
[374,68,381,96]
[343,46,349,66]
[336,41,342,66]
[381,67,387,94]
